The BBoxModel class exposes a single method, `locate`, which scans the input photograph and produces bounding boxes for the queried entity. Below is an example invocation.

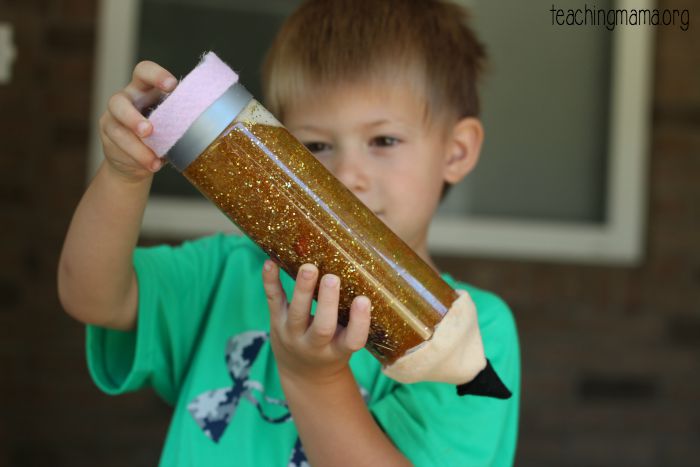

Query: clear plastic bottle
[152,64,458,366]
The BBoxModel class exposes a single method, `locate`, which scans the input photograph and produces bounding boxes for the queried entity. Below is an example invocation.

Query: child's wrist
[101,159,154,187]
[279,364,355,394]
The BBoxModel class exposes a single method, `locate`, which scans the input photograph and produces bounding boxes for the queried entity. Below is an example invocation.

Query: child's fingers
[262,260,287,326]
[101,133,145,172]
[127,60,177,95]
[108,91,152,138]
[286,264,317,337]
[307,274,340,347]
[337,296,371,353]
[100,118,161,172]
[123,61,177,111]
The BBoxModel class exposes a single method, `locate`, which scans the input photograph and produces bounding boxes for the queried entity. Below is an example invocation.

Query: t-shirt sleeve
[85,233,242,405]
[370,292,520,467]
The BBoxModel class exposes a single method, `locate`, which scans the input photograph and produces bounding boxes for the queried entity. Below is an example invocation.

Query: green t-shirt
[87,233,520,466]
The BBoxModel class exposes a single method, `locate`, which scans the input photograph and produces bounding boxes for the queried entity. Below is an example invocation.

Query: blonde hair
[262,0,487,128]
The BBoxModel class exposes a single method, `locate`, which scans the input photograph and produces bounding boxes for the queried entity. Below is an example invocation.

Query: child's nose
[333,150,369,193]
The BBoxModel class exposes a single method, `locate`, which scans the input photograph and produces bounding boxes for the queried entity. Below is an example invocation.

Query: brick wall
[1,1,170,466]
[1,0,698,465]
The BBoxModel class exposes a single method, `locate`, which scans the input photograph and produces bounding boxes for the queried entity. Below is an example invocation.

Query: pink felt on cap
[144,52,239,157]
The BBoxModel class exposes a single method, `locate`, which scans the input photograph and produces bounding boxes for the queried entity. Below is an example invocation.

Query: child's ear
[443,117,484,184]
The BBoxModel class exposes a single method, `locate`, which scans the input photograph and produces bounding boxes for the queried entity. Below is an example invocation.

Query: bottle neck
[167,82,253,171]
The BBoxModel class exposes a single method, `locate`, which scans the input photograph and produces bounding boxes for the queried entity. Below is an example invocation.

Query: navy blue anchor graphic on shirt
[188,331,370,466]
[187,331,288,440]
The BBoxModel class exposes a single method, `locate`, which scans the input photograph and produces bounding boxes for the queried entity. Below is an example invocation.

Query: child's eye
[303,142,332,154]
[370,136,400,147]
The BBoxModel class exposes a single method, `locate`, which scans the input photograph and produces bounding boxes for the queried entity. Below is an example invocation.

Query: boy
[57,0,520,465]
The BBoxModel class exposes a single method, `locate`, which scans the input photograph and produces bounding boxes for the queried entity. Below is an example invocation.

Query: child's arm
[262,261,411,467]
[57,61,177,331]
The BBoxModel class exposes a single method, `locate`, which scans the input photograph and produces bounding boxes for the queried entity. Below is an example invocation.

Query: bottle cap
[144,52,252,171]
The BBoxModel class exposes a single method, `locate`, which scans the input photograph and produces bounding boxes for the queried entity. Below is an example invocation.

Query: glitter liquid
[182,101,458,365]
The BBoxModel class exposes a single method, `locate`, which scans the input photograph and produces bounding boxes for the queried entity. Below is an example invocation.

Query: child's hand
[98,61,177,183]
[262,260,371,386]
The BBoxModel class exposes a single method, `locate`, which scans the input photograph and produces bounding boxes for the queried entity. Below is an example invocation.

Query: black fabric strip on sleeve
[455,360,512,399]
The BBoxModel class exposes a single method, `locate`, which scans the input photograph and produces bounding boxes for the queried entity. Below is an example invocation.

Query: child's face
[284,82,467,260]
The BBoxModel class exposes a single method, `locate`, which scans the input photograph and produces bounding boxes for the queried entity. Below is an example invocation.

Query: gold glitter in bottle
[172,87,457,365]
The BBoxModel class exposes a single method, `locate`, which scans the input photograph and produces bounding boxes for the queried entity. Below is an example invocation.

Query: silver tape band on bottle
[167,82,253,172]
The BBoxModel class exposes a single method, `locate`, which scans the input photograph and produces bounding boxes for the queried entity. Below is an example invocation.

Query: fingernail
[264,261,272,271]
[356,296,370,310]
[301,267,314,279]
[137,121,150,137]
[151,159,162,172]
[324,275,338,287]
[162,77,177,90]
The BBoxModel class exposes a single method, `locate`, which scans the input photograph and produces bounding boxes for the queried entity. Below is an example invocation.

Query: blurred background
[1,0,698,465]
